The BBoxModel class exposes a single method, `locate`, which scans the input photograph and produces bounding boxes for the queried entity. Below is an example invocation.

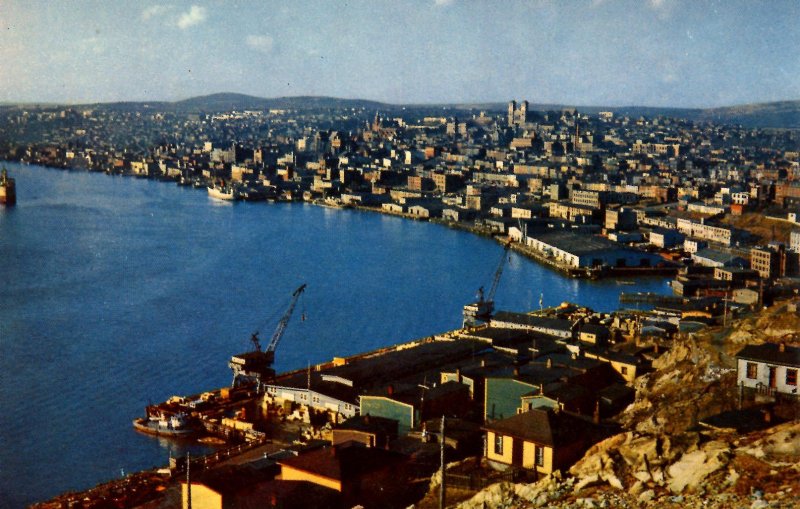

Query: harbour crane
[463,241,512,326]
[229,283,307,391]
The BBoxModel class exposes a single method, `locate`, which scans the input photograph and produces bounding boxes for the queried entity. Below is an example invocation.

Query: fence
[445,468,533,491]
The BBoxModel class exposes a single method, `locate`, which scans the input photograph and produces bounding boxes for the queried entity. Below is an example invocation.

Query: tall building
[750,245,786,280]
[508,100,530,127]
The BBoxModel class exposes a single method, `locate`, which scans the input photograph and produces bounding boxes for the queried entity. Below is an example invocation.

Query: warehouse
[525,232,664,268]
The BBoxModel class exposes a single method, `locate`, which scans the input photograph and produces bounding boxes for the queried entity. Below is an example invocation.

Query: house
[332,415,398,449]
[483,408,597,475]
[484,362,577,421]
[181,463,340,509]
[278,441,408,507]
[736,343,800,397]
[577,323,610,346]
[360,381,471,435]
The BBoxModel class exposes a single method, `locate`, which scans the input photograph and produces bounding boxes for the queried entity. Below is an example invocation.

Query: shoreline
[5,159,676,281]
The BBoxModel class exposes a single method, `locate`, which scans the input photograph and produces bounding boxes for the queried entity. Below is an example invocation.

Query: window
[535,446,544,467]
[494,434,504,455]
[620,366,628,376]
[746,362,758,379]
[787,368,798,386]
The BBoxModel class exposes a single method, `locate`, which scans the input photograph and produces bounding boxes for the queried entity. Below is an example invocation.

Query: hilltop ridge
[4,93,799,129]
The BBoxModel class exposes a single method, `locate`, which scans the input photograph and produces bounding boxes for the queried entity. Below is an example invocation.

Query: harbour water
[0,162,671,507]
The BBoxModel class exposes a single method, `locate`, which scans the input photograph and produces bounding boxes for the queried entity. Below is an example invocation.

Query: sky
[1,0,798,108]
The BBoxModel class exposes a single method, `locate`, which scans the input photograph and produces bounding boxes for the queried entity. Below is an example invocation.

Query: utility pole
[186,452,191,509]
[439,416,446,509]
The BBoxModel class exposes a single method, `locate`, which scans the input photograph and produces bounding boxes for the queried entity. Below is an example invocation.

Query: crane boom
[486,242,512,302]
[265,283,307,353]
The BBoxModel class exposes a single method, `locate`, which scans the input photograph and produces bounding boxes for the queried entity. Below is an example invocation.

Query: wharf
[620,292,684,306]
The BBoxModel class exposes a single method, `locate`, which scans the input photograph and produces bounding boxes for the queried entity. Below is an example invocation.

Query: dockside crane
[463,242,512,326]
[229,283,307,391]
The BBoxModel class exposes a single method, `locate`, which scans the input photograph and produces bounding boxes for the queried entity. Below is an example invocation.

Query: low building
[182,463,340,509]
[360,381,471,435]
[525,232,664,269]
[278,441,408,506]
[331,415,398,449]
[692,248,747,268]
[483,408,597,475]
[264,375,360,422]
[649,228,685,249]
[736,343,799,398]
[491,311,574,339]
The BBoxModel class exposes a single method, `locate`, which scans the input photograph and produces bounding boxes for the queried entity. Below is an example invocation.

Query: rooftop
[736,343,800,367]
[483,408,596,447]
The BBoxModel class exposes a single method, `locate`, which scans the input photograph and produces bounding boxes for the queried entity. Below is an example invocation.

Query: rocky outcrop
[453,424,800,508]
[447,303,800,509]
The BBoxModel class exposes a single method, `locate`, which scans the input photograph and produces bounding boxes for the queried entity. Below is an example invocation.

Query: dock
[619,292,683,306]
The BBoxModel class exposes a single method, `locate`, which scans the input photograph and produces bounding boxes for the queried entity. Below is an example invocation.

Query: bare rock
[666,441,731,493]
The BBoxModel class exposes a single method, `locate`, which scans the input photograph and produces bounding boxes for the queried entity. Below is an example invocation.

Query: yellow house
[483,408,596,475]
[582,349,640,384]
[181,464,339,509]
[277,441,407,506]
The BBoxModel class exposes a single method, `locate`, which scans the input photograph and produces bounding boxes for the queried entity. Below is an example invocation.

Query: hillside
[443,302,800,509]
[171,92,391,112]
[698,101,800,129]
[8,93,797,128]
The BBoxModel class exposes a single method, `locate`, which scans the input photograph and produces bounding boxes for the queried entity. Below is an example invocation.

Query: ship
[132,409,197,438]
[207,180,238,201]
[0,167,16,206]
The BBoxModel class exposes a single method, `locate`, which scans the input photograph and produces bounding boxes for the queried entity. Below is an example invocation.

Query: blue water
[0,162,670,507]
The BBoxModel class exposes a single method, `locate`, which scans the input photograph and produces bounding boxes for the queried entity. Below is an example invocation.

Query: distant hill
[695,100,800,129]
[13,93,800,129]
[455,101,800,129]
[170,92,391,112]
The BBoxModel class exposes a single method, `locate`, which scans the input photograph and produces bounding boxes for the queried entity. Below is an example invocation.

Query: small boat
[0,167,16,206]
[133,411,197,437]
[207,181,238,201]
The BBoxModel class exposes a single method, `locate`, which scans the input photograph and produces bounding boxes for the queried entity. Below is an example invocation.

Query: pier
[619,292,683,306]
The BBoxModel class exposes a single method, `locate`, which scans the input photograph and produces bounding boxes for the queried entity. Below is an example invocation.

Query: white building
[736,343,799,397]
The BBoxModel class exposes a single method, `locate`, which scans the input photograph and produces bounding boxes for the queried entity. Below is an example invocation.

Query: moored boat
[132,411,197,437]
[0,167,16,206]
[207,180,238,201]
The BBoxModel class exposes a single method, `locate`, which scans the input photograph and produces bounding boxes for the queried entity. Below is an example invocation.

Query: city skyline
[2,0,799,108]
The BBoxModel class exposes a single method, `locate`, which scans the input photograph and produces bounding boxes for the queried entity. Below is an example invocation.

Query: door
[768,366,777,388]
[512,438,524,467]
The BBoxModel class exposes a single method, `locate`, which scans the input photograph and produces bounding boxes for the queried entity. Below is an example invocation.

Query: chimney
[593,400,601,424]
[387,385,393,396]
[481,359,486,368]
[513,367,520,377]
[779,343,786,353]
[546,358,553,369]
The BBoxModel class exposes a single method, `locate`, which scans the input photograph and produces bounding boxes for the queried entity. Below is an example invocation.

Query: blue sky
[2,0,798,107]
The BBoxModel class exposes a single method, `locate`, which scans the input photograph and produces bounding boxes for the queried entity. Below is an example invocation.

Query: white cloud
[176,5,207,29]
[434,0,456,6]
[141,5,173,21]
[246,34,274,54]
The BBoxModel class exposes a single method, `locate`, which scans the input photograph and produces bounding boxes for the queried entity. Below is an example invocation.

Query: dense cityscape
[2,94,799,508]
